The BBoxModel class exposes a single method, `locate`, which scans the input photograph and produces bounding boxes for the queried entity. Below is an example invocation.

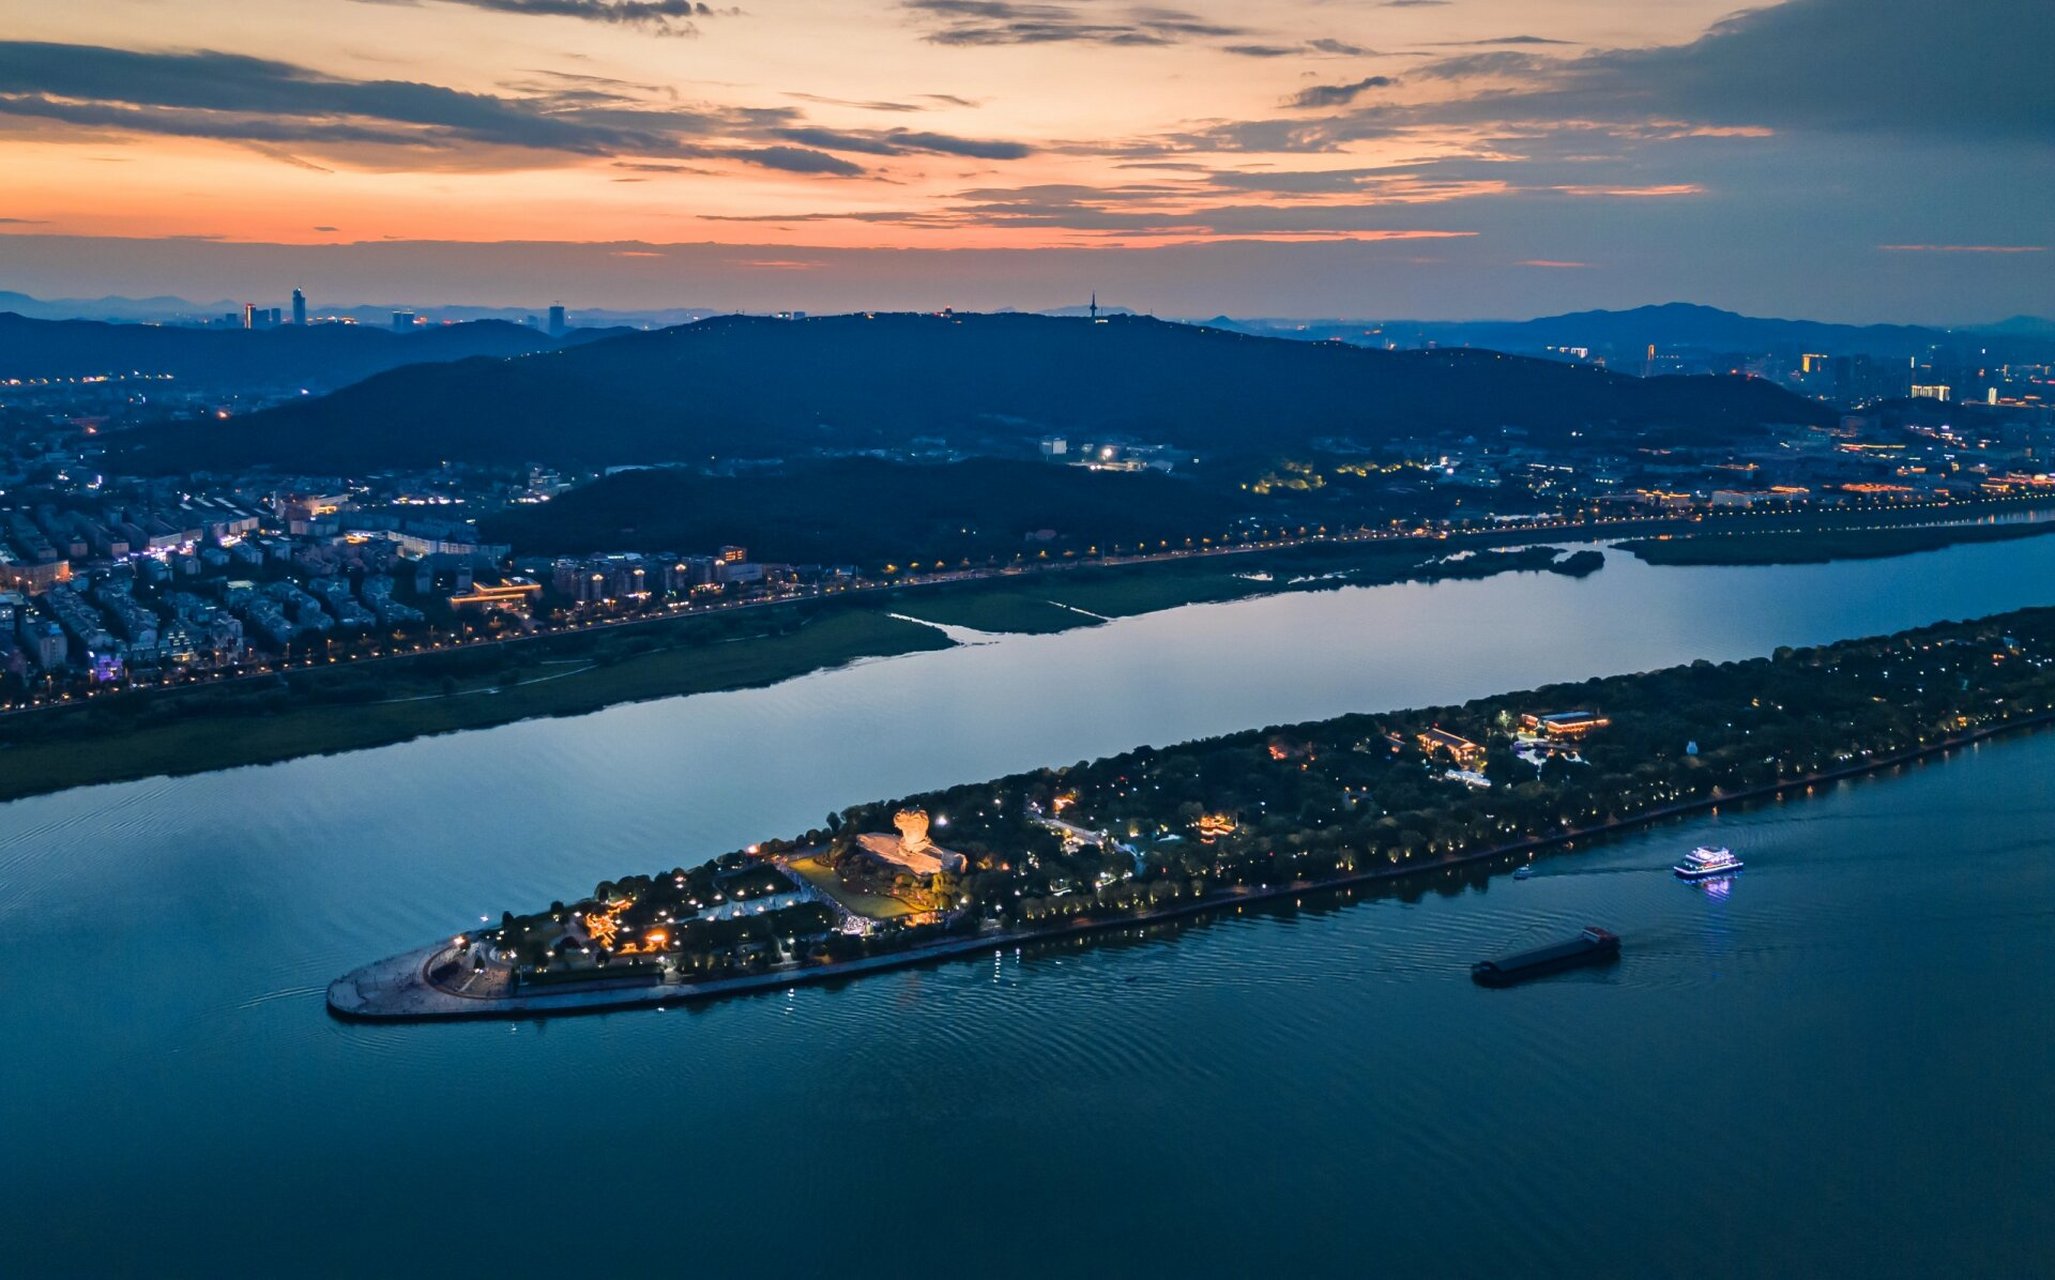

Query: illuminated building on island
[1416,727,1484,767]
[1519,711,1612,740]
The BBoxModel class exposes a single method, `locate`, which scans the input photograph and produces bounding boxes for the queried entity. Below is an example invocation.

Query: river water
[5,537,2055,1276]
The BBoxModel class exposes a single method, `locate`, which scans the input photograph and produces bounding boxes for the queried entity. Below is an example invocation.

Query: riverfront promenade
[326,932,1037,1021]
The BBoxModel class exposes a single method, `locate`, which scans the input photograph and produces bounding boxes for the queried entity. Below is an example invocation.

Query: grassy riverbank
[1,537,1602,803]
[9,500,2055,803]
[0,608,948,802]
[893,540,1579,634]
[1620,515,2055,566]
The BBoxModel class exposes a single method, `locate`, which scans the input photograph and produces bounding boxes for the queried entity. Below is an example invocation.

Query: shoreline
[13,498,2055,808]
[327,705,2055,1023]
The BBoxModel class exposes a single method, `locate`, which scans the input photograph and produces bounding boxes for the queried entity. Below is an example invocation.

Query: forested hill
[132,312,1827,472]
[479,457,1226,564]
[0,312,593,390]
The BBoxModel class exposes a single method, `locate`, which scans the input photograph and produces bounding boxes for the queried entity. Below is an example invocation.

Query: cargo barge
[1471,926,1620,987]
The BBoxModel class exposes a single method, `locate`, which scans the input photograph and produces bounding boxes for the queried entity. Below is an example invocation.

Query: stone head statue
[893,808,933,854]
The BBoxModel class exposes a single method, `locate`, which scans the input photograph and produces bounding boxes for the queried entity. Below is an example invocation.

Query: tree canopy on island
[490,606,2055,984]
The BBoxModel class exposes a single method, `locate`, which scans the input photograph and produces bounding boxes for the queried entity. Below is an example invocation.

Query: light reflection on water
[3,537,2055,1274]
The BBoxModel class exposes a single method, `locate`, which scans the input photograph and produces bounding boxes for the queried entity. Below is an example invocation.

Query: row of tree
[494,606,2055,972]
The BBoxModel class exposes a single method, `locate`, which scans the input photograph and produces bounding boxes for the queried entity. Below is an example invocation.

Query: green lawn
[783,853,919,920]
[895,538,1569,631]
[891,589,1098,634]
[1038,562,1269,617]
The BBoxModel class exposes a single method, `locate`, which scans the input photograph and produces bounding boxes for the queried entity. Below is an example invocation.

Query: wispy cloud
[1422,35,1571,46]
[720,145,864,175]
[1399,0,2055,143]
[1552,183,1702,198]
[1410,51,1546,80]
[0,42,681,155]
[0,40,1039,180]
[356,0,738,37]
[1142,0,2055,187]
[1287,76,1395,109]
[905,0,1242,47]
[773,126,1032,160]
[701,174,1493,242]
[1879,244,2045,253]
[786,93,926,114]
[1227,37,1383,60]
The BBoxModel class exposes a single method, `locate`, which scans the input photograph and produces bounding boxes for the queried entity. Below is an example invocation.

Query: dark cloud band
[0,40,1036,176]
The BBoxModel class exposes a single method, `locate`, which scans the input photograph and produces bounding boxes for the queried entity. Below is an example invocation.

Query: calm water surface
[5,538,2055,1276]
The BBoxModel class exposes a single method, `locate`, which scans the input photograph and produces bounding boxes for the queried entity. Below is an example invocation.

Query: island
[329,604,2055,1021]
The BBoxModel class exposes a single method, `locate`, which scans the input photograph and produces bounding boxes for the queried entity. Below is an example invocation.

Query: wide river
[6,538,2055,1276]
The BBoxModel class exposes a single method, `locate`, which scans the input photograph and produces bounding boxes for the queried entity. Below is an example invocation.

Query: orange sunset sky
[0,0,2047,316]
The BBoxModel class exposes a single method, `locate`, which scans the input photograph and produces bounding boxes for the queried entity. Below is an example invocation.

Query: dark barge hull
[1471,928,1620,987]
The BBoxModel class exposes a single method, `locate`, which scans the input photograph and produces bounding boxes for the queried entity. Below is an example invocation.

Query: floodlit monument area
[780,809,968,925]
[854,809,967,878]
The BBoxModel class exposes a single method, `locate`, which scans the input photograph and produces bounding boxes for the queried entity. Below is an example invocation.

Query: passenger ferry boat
[1674,845,1743,880]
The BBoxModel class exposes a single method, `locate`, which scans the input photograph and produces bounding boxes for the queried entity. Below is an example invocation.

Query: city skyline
[0,0,2049,320]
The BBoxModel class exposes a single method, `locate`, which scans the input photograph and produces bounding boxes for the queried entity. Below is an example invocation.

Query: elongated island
[329,606,2055,1021]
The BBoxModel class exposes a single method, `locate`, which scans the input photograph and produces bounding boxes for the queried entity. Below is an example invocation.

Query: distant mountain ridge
[0,289,244,322]
[134,310,1827,473]
[5,288,2043,346]
[1207,302,2055,360]
[0,311,614,391]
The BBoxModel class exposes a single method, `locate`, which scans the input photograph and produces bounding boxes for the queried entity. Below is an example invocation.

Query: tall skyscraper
[547,304,567,337]
[242,303,255,330]
[392,310,416,331]
[291,287,307,326]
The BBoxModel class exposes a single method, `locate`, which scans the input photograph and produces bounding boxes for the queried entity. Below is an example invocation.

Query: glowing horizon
[0,0,2048,318]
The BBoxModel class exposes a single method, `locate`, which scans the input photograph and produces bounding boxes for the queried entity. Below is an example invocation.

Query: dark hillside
[132,312,1827,472]
[481,458,1226,565]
